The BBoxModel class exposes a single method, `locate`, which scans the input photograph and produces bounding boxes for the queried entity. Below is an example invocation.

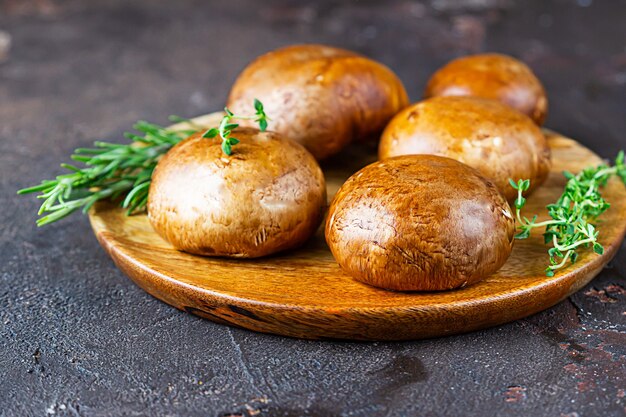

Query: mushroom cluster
[147,45,551,292]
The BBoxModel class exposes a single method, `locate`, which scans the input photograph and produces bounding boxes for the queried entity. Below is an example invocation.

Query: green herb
[201,99,269,155]
[510,151,626,276]
[18,100,268,226]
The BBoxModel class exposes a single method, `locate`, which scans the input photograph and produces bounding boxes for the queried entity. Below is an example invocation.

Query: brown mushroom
[424,53,548,125]
[227,44,409,160]
[325,155,515,291]
[148,128,326,258]
[378,96,551,202]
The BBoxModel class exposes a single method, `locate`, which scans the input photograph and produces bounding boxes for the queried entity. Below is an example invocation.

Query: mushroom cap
[148,128,326,258]
[424,53,548,125]
[325,155,516,291]
[227,44,409,160]
[378,96,551,201]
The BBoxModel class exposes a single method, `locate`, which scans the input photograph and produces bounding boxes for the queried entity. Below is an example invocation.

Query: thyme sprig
[18,100,268,226]
[201,99,268,155]
[511,151,626,276]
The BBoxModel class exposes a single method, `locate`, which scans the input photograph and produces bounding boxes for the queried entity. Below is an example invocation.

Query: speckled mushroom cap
[227,44,409,160]
[325,155,516,291]
[148,128,326,258]
[424,53,548,125]
[378,96,552,202]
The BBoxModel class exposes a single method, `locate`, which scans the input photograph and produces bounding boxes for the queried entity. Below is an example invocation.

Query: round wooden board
[89,112,626,341]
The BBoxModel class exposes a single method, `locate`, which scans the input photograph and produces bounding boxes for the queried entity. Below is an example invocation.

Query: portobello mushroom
[227,44,409,160]
[424,53,548,125]
[378,96,551,201]
[326,155,515,291]
[148,128,326,258]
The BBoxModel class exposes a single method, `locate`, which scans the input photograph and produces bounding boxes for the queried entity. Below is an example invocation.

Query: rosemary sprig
[510,151,626,276]
[18,100,269,226]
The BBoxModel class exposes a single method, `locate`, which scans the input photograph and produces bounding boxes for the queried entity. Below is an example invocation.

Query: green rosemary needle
[18,100,269,226]
[510,150,626,276]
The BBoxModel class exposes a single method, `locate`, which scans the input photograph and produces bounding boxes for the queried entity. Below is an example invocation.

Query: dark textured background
[1,0,625,416]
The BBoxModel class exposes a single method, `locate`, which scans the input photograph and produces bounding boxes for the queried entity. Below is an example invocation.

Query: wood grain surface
[88,112,626,341]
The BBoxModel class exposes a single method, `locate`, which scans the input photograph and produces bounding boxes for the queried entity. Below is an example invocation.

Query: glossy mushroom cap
[424,53,548,125]
[326,155,516,291]
[378,96,551,202]
[227,44,409,160]
[148,128,326,258]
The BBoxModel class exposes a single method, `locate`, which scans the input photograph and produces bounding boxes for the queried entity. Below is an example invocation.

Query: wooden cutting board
[88,112,626,340]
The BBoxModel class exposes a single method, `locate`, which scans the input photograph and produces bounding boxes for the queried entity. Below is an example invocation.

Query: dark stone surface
[1,0,625,416]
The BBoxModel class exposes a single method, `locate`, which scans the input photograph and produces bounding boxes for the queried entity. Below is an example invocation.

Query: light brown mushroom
[378,96,551,202]
[148,128,326,258]
[227,44,409,160]
[424,53,548,125]
[325,155,515,291]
